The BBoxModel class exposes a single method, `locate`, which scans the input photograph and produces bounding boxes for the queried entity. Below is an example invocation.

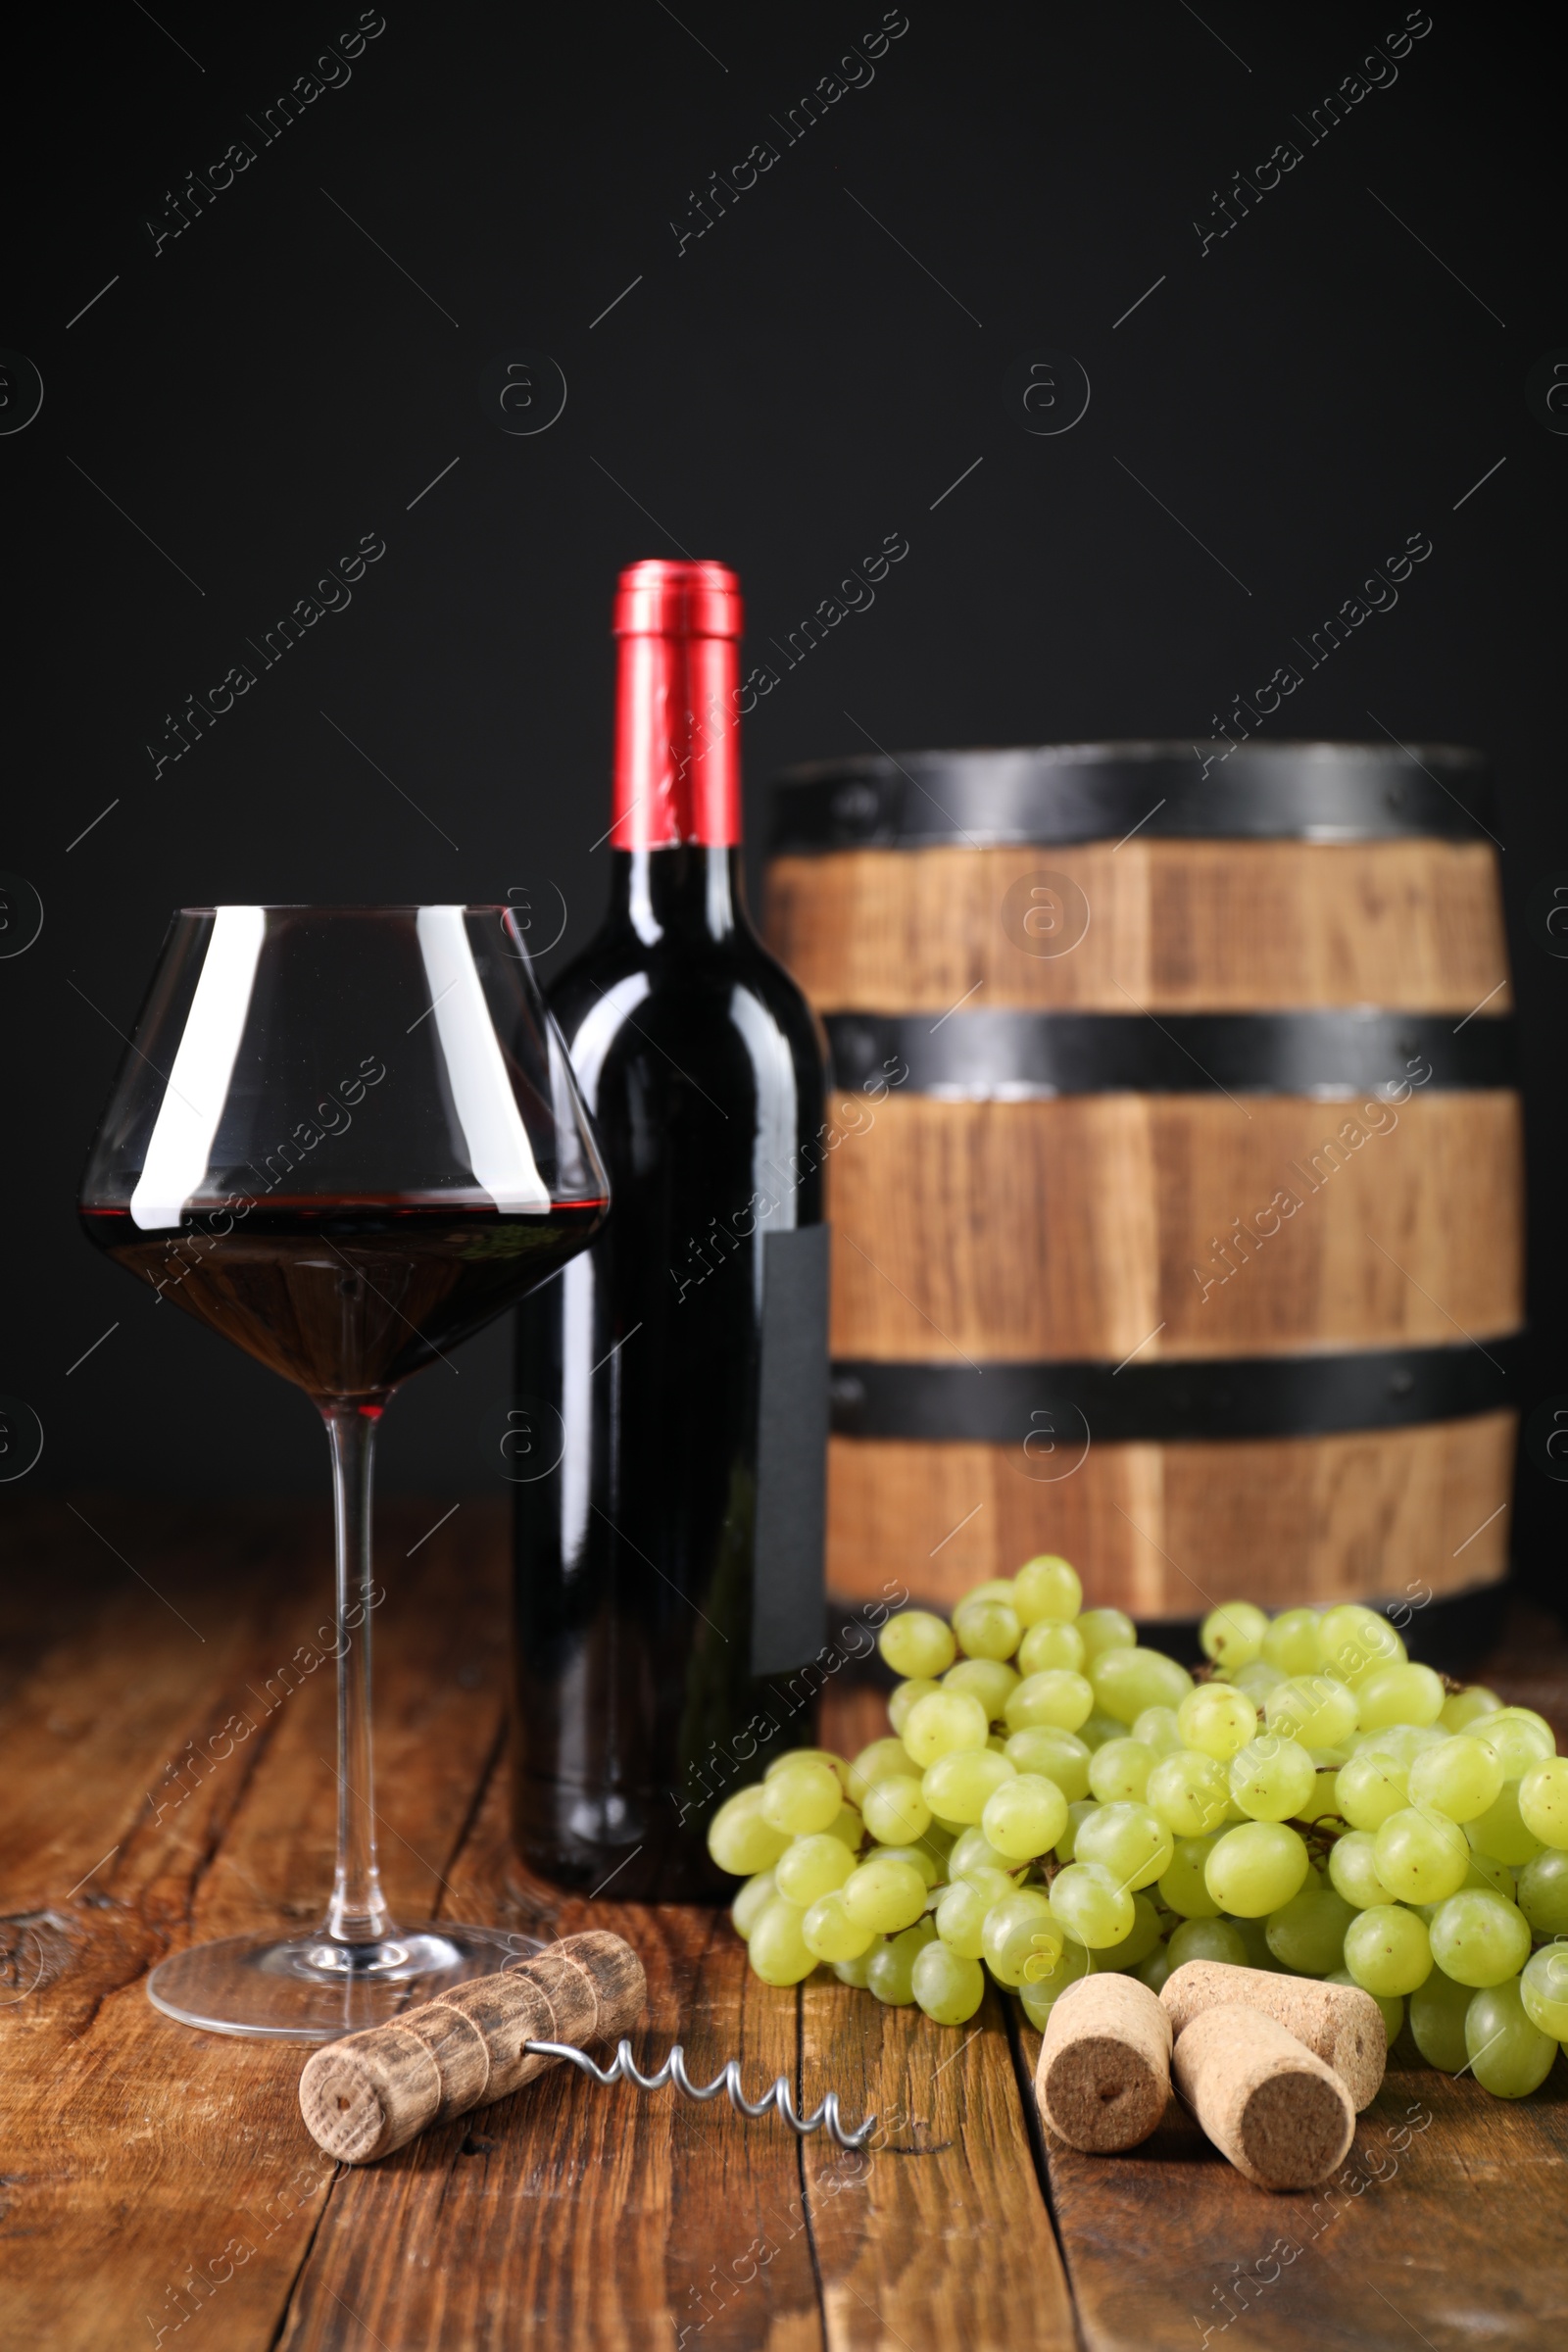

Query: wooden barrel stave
[763,840,1512,1014]
[825,1413,1516,1617]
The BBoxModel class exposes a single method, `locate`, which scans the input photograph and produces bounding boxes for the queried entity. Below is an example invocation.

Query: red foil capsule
[610,559,744,850]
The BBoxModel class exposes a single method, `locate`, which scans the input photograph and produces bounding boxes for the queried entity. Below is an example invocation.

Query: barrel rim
[777,737,1487,781]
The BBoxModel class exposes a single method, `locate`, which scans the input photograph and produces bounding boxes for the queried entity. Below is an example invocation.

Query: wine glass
[78,906,609,2038]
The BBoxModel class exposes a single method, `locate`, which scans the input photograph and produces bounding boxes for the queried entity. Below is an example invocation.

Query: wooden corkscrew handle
[298,1931,647,2165]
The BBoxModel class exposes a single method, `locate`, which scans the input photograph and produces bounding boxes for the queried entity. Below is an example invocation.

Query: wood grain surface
[2,1496,1564,2350]
[762,840,1512,1014]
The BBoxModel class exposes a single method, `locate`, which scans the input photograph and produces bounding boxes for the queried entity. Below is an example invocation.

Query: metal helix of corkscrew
[526,2036,878,2150]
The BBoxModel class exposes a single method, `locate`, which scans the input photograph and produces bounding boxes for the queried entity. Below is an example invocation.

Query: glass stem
[322,1402,392,1944]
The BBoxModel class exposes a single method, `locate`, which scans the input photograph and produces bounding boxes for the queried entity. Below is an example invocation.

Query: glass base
[146,1921,544,2042]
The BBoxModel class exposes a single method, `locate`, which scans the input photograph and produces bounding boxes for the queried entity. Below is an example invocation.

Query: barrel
[762,741,1522,1642]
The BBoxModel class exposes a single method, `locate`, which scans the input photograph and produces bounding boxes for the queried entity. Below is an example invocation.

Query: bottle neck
[610,629,742,851]
[606,845,745,947]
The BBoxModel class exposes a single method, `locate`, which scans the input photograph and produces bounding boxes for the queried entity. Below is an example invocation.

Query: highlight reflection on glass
[79,906,609,2038]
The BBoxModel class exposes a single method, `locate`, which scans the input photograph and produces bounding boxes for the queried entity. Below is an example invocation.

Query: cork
[298,1930,647,2164]
[1034,1974,1172,2153]
[1160,1960,1386,2111]
[1171,2003,1355,2189]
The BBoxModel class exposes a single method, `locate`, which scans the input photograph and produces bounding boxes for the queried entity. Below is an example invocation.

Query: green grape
[1440,1684,1502,1733]
[1464,1849,1514,1899]
[982,1772,1069,1861]
[1343,1904,1432,1997]
[1075,1606,1136,1663]
[748,1897,817,1985]
[1018,1934,1093,2023]
[1265,1674,1358,1750]
[1325,1966,1401,2050]
[949,1825,1022,1879]
[1137,1942,1175,1994]
[935,1867,1017,1958]
[1049,1863,1136,1950]
[841,1855,928,1935]
[1479,1708,1556,1776]
[1520,1944,1568,2039]
[1518,1756,1568,1849]
[1147,1750,1232,1838]
[1265,1886,1356,1976]
[709,1786,792,1877]
[832,1948,873,1987]
[1349,1722,1444,1767]
[1234,1659,1286,1701]
[870,1841,942,1888]
[922,1747,1015,1825]
[731,1869,777,1941]
[983,1887,1062,1984]
[824,1803,865,1851]
[1080,1710,1127,1750]
[1336,1751,1410,1832]
[1465,1979,1559,2097]
[1013,1552,1083,1624]
[888,1677,941,1737]
[802,1890,874,1962]
[1228,1913,1278,1971]
[1019,1619,1087,1676]
[1353,1662,1446,1733]
[1004,1726,1092,1801]
[846,1737,915,1809]
[965,1578,1019,1604]
[1132,1704,1185,1757]
[1427,1888,1532,1987]
[765,1746,851,1788]
[880,1607,957,1679]
[1159,1835,1225,1917]
[912,1938,986,2024]
[1317,1603,1404,1688]
[775,1833,858,1905]
[1467,1782,1544,1868]
[1328,1830,1397,1910]
[1168,1915,1249,1970]
[1373,1806,1471,1903]
[1261,1607,1324,1675]
[860,1775,933,1848]
[904,1689,990,1769]
[1089,1738,1156,1803]
[867,1918,937,2006]
[943,1657,1021,1723]
[1200,1599,1268,1669]
[1205,1822,1309,1916]
[1090,1645,1194,1725]
[953,1596,1022,1662]
[761,1757,846,1837]
[1408,1964,1473,2071]
[1518,1849,1568,1936]
[1004,1669,1095,1735]
[1406,1736,1505,1825]
[1229,1734,1316,1823]
[1177,1683,1258,1761]
[1076,1799,1175,1890]
[1055,1797,1099,1862]
[1097,1892,1164,1970]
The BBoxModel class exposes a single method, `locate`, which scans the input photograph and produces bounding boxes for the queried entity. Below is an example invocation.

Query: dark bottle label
[751,1223,830,1675]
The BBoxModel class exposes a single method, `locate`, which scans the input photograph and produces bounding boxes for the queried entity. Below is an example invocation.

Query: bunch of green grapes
[708,1559,1568,2098]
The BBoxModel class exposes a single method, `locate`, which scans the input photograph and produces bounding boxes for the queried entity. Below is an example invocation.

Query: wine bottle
[513,559,830,1899]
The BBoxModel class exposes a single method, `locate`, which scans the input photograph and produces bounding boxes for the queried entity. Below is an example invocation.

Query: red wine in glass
[78,905,608,2038]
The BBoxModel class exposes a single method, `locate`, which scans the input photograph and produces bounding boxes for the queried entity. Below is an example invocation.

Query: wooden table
[2,1496,1565,2349]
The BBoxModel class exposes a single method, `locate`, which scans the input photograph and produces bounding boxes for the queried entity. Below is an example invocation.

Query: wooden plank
[0,1497,512,2351]
[279,1774,824,2351]
[1023,2018,1568,2352]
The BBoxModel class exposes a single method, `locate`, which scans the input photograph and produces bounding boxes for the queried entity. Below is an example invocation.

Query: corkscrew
[298,1931,876,2165]
[527,2035,876,2149]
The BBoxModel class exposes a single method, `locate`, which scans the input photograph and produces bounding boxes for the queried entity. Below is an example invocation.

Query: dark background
[2,3,1564,1596]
